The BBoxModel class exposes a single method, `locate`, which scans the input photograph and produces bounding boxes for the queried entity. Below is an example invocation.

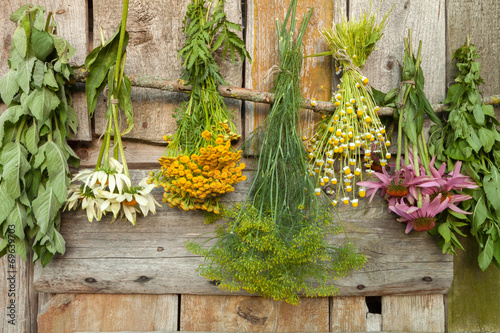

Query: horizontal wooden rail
[73,71,500,115]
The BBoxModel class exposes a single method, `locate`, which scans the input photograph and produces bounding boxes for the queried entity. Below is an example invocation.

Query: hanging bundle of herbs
[0,5,79,266]
[149,0,251,214]
[65,0,160,225]
[360,31,476,235]
[187,0,365,305]
[305,6,392,208]
[428,38,500,270]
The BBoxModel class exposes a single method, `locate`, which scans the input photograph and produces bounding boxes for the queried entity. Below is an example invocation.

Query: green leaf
[0,186,15,224]
[478,128,495,153]
[1,142,30,199]
[40,250,54,267]
[119,75,134,133]
[15,57,36,93]
[85,27,129,116]
[0,70,19,106]
[443,84,465,107]
[32,59,45,88]
[438,222,451,243]
[52,35,76,64]
[483,104,494,117]
[10,5,32,23]
[472,103,485,125]
[31,28,55,61]
[32,188,61,235]
[53,229,66,255]
[26,87,60,122]
[13,25,28,58]
[478,236,494,271]
[494,238,500,265]
[24,121,39,155]
[43,68,59,89]
[483,167,500,209]
[472,195,489,231]
[7,202,27,241]
[14,237,28,261]
[466,129,482,153]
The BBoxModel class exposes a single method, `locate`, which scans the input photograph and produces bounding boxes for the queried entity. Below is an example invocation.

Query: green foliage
[168,0,251,157]
[187,0,365,304]
[0,5,79,265]
[428,38,500,270]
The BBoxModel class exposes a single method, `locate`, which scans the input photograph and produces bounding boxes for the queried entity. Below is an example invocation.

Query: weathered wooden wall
[0,0,500,332]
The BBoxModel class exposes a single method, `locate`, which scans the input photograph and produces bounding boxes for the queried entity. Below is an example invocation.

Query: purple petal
[447,203,472,215]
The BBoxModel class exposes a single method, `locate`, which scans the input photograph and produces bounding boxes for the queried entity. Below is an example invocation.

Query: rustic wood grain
[447,234,500,332]
[244,0,336,138]
[92,0,243,144]
[330,296,367,332]
[180,295,329,332]
[33,169,452,296]
[381,294,445,332]
[0,254,35,333]
[350,0,446,104]
[0,0,91,141]
[37,294,178,333]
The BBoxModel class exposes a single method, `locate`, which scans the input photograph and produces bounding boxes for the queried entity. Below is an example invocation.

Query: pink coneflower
[358,165,431,206]
[389,194,450,234]
[418,156,478,214]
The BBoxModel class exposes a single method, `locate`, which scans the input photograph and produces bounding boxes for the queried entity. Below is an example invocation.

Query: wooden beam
[74,71,500,115]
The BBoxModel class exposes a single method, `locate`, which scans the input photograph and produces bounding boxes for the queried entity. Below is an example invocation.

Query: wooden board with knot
[33,169,453,296]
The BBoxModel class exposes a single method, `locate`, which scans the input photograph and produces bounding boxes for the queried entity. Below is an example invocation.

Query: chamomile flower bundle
[305,6,392,208]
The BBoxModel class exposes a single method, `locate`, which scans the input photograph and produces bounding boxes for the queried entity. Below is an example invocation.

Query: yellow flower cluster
[305,70,391,208]
[157,133,246,214]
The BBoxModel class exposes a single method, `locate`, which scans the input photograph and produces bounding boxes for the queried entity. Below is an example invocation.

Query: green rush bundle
[305,5,392,208]
[187,0,365,305]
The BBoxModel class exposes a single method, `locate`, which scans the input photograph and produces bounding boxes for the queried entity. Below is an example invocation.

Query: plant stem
[112,102,130,178]
[44,11,53,32]
[95,119,110,171]
[113,0,129,91]
[102,115,113,169]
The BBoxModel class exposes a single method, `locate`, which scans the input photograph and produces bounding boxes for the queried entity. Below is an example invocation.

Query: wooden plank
[180,295,329,332]
[244,0,336,138]
[92,0,243,144]
[381,294,445,332]
[37,294,178,333]
[33,169,452,296]
[350,0,446,104]
[0,254,35,333]
[0,0,91,141]
[330,296,367,332]
[447,234,500,332]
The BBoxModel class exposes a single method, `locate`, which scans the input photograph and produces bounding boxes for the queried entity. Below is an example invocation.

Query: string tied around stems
[334,48,368,81]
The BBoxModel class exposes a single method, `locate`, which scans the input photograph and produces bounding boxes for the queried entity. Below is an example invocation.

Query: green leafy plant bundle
[149,0,251,214]
[66,0,159,225]
[187,0,365,305]
[0,5,80,266]
[428,38,500,270]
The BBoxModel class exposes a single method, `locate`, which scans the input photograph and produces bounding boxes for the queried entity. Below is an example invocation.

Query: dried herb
[428,38,500,270]
[0,5,79,266]
[66,0,159,224]
[306,5,392,208]
[187,0,365,304]
[149,0,250,214]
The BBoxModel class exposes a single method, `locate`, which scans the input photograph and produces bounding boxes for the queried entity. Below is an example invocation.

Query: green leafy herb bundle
[149,0,251,214]
[187,0,365,305]
[428,38,500,270]
[375,30,441,176]
[0,5,79,266]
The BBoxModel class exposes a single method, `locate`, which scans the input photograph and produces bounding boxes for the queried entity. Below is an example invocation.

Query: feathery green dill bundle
[187,0,365,304]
